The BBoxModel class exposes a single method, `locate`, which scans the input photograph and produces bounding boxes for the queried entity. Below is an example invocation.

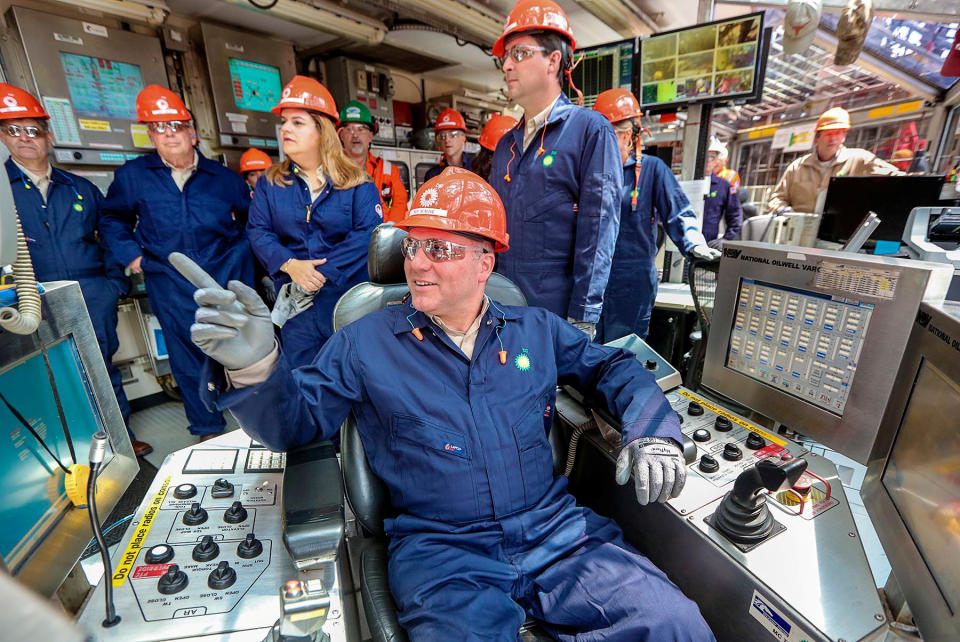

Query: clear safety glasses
[401,237,490,263]
[498,44,549,66]
[2,124,43,138]
[147,120,188,133]
[436,131,463,142]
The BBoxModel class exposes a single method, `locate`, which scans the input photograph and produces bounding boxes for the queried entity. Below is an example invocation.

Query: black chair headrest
[367,224,407,284]
[742,202,759,219]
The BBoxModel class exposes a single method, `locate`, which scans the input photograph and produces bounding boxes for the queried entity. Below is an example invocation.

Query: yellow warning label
[130,123,152,148]
[676,389,786,447]
[78,118,111,132]
[776,487,827,506]
[113,476,171,587]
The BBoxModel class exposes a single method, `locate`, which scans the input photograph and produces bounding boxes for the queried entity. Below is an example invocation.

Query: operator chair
[330,224,552,642]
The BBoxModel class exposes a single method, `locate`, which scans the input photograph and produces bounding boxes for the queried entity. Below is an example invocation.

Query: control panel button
[183,502,208,526]
[173,483,197,499]
[211,478,235,499]
[224,501,248,524]
[723,443,743,461]
[237,533,263,559]
[698,454,720,473]
[207,561,237,590]
[714,416,732,432]
[687,401,704,417]
[693,429,711,443]
[145,544,174,564]
[283,579,304,599]
[158,564,188,595]
[192,535,220,562]
[745,433,766,450]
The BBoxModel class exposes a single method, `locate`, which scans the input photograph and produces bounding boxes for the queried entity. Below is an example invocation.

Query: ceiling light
[51,0,169,24]
[219,0,387,45]
[401,0,504,45]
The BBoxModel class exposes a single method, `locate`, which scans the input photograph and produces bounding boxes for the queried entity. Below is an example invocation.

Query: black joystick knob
[192,535,220,562]
[183,502,208,525]
[693,429,711,442]
[211,478,235,499]
[145,544,174,564]
[224,501,248,524]
[207,561,237,590]
[157,564,188,594]
[237,532,263,559]
[173,483,197,499]
[714,416,732,432]
[687,401,704,417]
[699,454,720,473]
[710,458,808,547]
[645,359,658,370]
[746,433,766,450]
[723,443,743,461]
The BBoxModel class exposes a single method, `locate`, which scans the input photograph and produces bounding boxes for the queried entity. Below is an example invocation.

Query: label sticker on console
[113,476,171,587]
[677,389,786,446]
[748,590,811,641]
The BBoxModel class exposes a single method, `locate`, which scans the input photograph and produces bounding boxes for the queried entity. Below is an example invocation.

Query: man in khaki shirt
[767,107,900,214]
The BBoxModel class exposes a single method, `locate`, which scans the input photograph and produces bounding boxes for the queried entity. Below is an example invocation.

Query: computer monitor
[566,38,635,109]
[0,282,137,596]
[702,241,953,463]
[861,302,960,640]
[819,176,946,248]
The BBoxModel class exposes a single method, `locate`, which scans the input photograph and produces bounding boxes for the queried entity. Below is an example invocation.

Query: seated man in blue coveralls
[702,137,742,248]
[0,83,151,457]
[172,167,714,641]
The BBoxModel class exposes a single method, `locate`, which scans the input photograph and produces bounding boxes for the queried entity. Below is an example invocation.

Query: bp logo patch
[542,151,557,167]
[515,349,531,371]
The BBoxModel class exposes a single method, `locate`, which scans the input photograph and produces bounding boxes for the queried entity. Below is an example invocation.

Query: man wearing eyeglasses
[488,0,622,341]
[173,167,712,641]
[424,108,473,182]
[338,100,408,222]
[0,84,152,457]
[100,84,255,442]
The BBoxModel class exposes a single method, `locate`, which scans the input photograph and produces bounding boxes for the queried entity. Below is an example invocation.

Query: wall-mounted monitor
[228,58,282,114]
[637,11,767,112]
[566,38,635,108]
[60,53,144,122]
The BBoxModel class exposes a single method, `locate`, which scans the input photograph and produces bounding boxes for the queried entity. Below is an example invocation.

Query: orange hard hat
[493,0,576,58]
[396,167,509,252]
[0,84,49,120]
[240,148,272,172]
[434,108,466,132]
[136,85,191,123]
[272,75,338,124]
[815,107,851,132]
[478,115,518,151]
[593,89,642,124]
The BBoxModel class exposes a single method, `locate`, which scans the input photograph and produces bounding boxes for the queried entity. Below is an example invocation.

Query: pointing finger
[170,252,221,290]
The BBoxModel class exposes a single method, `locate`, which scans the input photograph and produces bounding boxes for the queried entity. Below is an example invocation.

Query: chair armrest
[361,541,409,642]
[282,441,345,569]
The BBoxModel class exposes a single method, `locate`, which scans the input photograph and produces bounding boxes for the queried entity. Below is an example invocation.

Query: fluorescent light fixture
[51,0,170,24]
[400,0,504,45]
[219,0,388,46]
[574,0,658,37]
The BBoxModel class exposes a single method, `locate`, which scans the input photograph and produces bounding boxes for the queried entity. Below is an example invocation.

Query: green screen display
[228,58,282,113]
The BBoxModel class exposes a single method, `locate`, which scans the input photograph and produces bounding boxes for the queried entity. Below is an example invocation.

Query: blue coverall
[204,302,714,641]
[489,94,622,324]
[246,170,381,369]
[5,158,132,430]
[100,151,254,436]
[424,150,474,182]
[598,153,703,343]
[702,173,742,244]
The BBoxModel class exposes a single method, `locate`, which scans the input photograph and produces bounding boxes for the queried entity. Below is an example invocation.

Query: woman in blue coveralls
[246,75,381,369]
[592,89,720,343]
[101,84,255,441]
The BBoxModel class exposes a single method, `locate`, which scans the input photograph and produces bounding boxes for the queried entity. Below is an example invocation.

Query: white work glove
[690,244,722,260]
[169,252,275,370]
[615,437,687,505]
[567,317,597,340]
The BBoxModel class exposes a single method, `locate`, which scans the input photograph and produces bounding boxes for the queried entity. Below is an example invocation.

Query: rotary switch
[237,533,263,559]
[699,454,720,473]
[158,564,188,595]
[224,501,248,524]
[746,433,766,450]
[714,416,732,432]
[687,401,704,417]
[208,561,237,590]
[723,443,743,461]
[193,535,220,562]
[211,478,235,499]
[183,502,208,525]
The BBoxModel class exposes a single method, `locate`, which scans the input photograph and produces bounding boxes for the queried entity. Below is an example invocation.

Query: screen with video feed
[60,52,144,121]
[639,12,763,109]
[229,58,283,113]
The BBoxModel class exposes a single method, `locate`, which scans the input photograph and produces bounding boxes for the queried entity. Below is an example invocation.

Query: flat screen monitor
[819,176,946,247]
[59,52,144,121]
[637,12,766,111]
[228,58,283,114]
[0,337,111,571]
[566,39,635,108]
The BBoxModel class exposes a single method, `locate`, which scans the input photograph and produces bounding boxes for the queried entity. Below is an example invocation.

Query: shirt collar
[524,92,563,139]
[13,159,52,186]
[428,297,490,336]
[392,296,518,336]
[161,150,199,173]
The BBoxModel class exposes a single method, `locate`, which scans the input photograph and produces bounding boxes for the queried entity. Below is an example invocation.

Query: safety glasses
[147,120,188,133]
[436,131,463,142]
[2,124,43,139]
[401,237,490,263]
[498,44,549,66]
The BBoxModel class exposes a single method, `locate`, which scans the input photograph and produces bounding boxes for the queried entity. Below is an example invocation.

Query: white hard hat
[708,136,728,158]
[783,0,822,56]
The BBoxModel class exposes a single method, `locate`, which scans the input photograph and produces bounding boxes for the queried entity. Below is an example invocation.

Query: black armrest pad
[360,542,409,642]
[282,441,345,566]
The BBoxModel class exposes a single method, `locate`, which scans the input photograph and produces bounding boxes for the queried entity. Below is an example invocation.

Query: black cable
[247,0,279,9]
[0,392,70,474]
[38,341,77,465]
[88,432,120,627]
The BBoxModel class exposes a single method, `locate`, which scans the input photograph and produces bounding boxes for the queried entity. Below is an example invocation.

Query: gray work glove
[615,437,687,505]
[169,252,275,370]
[774,205,794,215]
[567,317,597,340]
[690,244,722,260]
